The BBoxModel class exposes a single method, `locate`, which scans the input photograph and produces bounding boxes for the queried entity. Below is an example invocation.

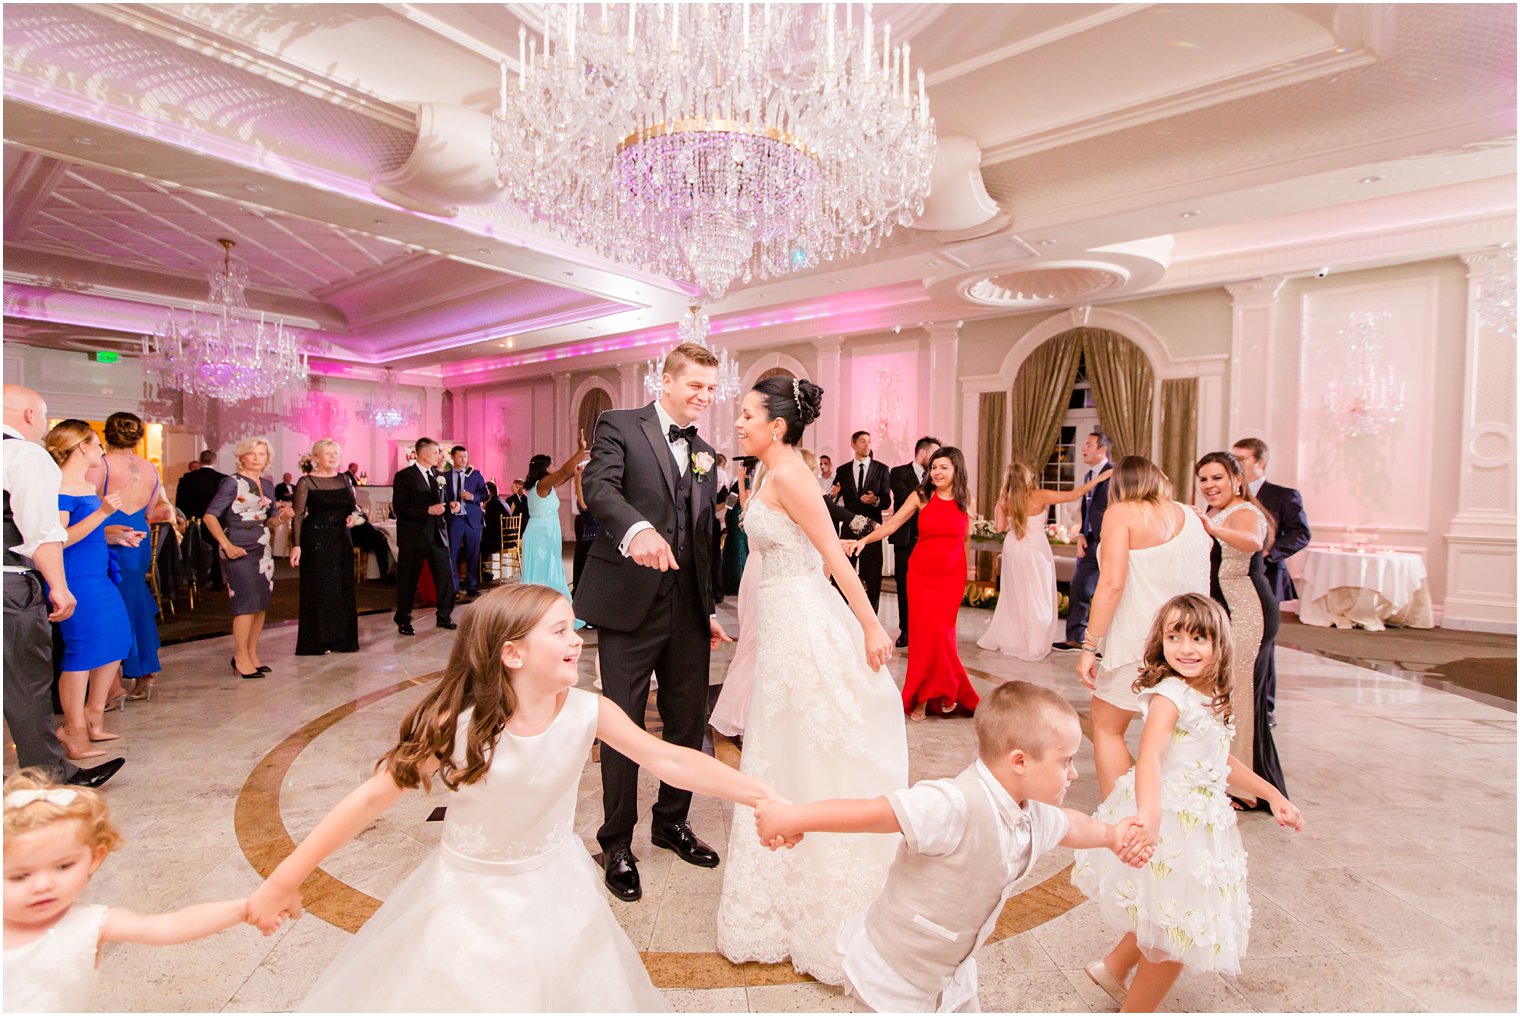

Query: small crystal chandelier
[141,239,309,403]
[492,3,935,303]
[1476,243,1516,336]
[1323,311,1406,438]
[642,305,743,403]
[361,369,419,432]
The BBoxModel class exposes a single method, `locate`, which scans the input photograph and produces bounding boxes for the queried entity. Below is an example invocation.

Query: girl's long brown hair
[919,446,972,515]
[380,583,566,790]
[997,460,1037,539]
[1132,593,1234,723]
[1194,450,1277,552]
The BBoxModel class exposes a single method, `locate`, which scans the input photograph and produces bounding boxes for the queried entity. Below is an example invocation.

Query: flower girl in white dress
[247,584,783,1012]
[1071,594,1304,1012]
[3,772,252,1013]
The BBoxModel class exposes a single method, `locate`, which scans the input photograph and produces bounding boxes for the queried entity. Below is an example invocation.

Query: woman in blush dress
[1195,450,1288,809]
[97,411,173,701]
[844,447,978,721]
[204,437,290,679]
[290,439,362,656]
[44,421,134,760]
[1075,456,1212,796]
[978,461,1113,661]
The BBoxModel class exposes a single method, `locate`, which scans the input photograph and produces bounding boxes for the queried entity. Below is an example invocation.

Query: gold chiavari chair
[501,515,524,579]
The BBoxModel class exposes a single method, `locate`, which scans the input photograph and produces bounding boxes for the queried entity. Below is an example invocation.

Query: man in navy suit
[445,445,491,599]
[1232,437,1311,722]
[1054,429,1113,652]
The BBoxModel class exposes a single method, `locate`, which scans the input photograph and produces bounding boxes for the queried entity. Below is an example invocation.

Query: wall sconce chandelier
[1323,311,1405,438]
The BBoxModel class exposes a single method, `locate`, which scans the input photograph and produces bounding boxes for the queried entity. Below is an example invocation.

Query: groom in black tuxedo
[391,437,457,636]
[575,343,729,902]
[837,430,892,612]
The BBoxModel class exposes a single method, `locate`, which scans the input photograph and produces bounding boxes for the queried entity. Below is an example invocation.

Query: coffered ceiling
[3,3,1515,385]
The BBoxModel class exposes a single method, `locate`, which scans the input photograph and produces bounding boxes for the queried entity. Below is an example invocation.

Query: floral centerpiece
[970,515,999,540]
[1046,522,1074,545]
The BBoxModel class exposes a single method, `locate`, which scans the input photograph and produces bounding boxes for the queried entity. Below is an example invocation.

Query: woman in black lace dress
[289,439,360,655]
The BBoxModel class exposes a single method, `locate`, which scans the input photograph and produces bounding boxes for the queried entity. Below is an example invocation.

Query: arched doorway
[575,385,614,443]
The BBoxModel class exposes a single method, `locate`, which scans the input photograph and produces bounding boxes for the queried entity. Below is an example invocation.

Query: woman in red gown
[844,447,979,720]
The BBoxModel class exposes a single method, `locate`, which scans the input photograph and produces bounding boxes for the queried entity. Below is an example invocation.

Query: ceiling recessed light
[72,136,94,146]
[242,183,263,193]
[1359,175,1385,184]
[1179,210,1200,219]
[834,278,845,284]
[927,259,942,267]
[373,219,388,226]
[564,271,575,277]
[477,248,489,254]
[1036,239,1056,246]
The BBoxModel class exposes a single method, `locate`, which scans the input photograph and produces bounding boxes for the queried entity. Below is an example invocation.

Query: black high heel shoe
[231,658,264,680]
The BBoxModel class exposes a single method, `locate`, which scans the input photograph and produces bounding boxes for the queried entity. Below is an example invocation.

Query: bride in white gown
[715,376,908,986]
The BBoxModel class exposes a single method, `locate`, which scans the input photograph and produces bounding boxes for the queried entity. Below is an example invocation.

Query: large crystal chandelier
[642,305,743,402]
[492,3,936,302]
[1323,311,1406,438]
[141,239,309,402]
[1476,243,1516,336]
[361,369,420,432]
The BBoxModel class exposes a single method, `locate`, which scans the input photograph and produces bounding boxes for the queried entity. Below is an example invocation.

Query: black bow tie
[668,423,697,444]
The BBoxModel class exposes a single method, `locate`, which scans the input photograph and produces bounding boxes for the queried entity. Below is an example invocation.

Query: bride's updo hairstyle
[752,375,823,445]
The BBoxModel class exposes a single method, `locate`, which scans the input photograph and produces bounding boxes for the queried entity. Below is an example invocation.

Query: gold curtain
[1008,332,1083,470]
[1159,378,1198,501]
[976,391,1007,517]
[1080,328,1155,460]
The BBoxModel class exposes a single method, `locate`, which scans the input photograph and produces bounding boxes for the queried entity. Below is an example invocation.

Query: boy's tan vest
[862,766,1038,992]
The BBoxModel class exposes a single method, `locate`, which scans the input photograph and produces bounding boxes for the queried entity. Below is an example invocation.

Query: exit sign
[90,351,120,364]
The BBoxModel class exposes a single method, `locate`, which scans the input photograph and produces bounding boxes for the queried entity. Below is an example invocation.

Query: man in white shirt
[818,454,837,497]
[3,385,124,787]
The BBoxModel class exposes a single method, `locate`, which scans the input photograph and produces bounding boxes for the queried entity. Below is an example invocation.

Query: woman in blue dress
[44,420,134,761]
[518,433,587,627]
[98,411,171,701]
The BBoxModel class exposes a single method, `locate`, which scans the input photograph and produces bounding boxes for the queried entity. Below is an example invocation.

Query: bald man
[3,385,124,787]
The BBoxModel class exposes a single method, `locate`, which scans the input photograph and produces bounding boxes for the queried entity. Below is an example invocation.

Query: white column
[1194,359,1228,457]
[1225,276,1285,442]
[552,373,572,536]
[618,362,643,409]
[1443,252,1517,631]
[813,336,844,459]
[924,321,960,444]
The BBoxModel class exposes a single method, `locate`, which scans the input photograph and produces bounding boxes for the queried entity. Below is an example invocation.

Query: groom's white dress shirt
[618,401,690,556]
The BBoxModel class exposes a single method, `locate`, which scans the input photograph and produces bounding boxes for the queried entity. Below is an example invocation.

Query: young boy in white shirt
[755,681,1150,1012]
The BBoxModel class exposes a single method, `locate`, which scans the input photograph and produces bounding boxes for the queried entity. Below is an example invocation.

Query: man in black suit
[1055,429,1114,652]
[1233,437,1311,721]
[574,342,729,902]
[391,437,457,636]
[837,430,892,613]
[887,435,941,647]
[273,472,296,503]
[175,449,225,590]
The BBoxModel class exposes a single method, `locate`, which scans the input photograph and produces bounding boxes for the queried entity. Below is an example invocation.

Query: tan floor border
[235,672,1085,990]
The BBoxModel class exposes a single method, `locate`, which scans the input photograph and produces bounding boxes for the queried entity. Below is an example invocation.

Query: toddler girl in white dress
[1071,593,1304,1012]
[3,771,252,1013]
[247,583,784,1012]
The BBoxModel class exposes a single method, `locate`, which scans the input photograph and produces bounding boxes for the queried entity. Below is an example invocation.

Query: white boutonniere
[691,451,714,481]
[434,473,446,487]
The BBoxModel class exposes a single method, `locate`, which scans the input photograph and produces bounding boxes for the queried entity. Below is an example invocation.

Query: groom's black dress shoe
[66,757,125,788]
[652,822,720,868]
[604,846,641,901]
[396,623,415,637]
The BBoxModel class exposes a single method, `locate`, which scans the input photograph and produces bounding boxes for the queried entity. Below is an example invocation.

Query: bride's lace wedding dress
[715,496,908,985]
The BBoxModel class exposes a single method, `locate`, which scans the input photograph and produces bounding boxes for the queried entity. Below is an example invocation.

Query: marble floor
[18,589,1516,1013]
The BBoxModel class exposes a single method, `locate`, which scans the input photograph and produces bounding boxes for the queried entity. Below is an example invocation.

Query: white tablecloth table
[367,521,398,580]
[1297,547,1434,631]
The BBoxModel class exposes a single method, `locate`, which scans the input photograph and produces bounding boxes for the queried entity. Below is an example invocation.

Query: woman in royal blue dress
[97,411,173,700]
[44,420,134,760]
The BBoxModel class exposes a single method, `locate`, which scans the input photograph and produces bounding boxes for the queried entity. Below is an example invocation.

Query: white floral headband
[5,789,79,810]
